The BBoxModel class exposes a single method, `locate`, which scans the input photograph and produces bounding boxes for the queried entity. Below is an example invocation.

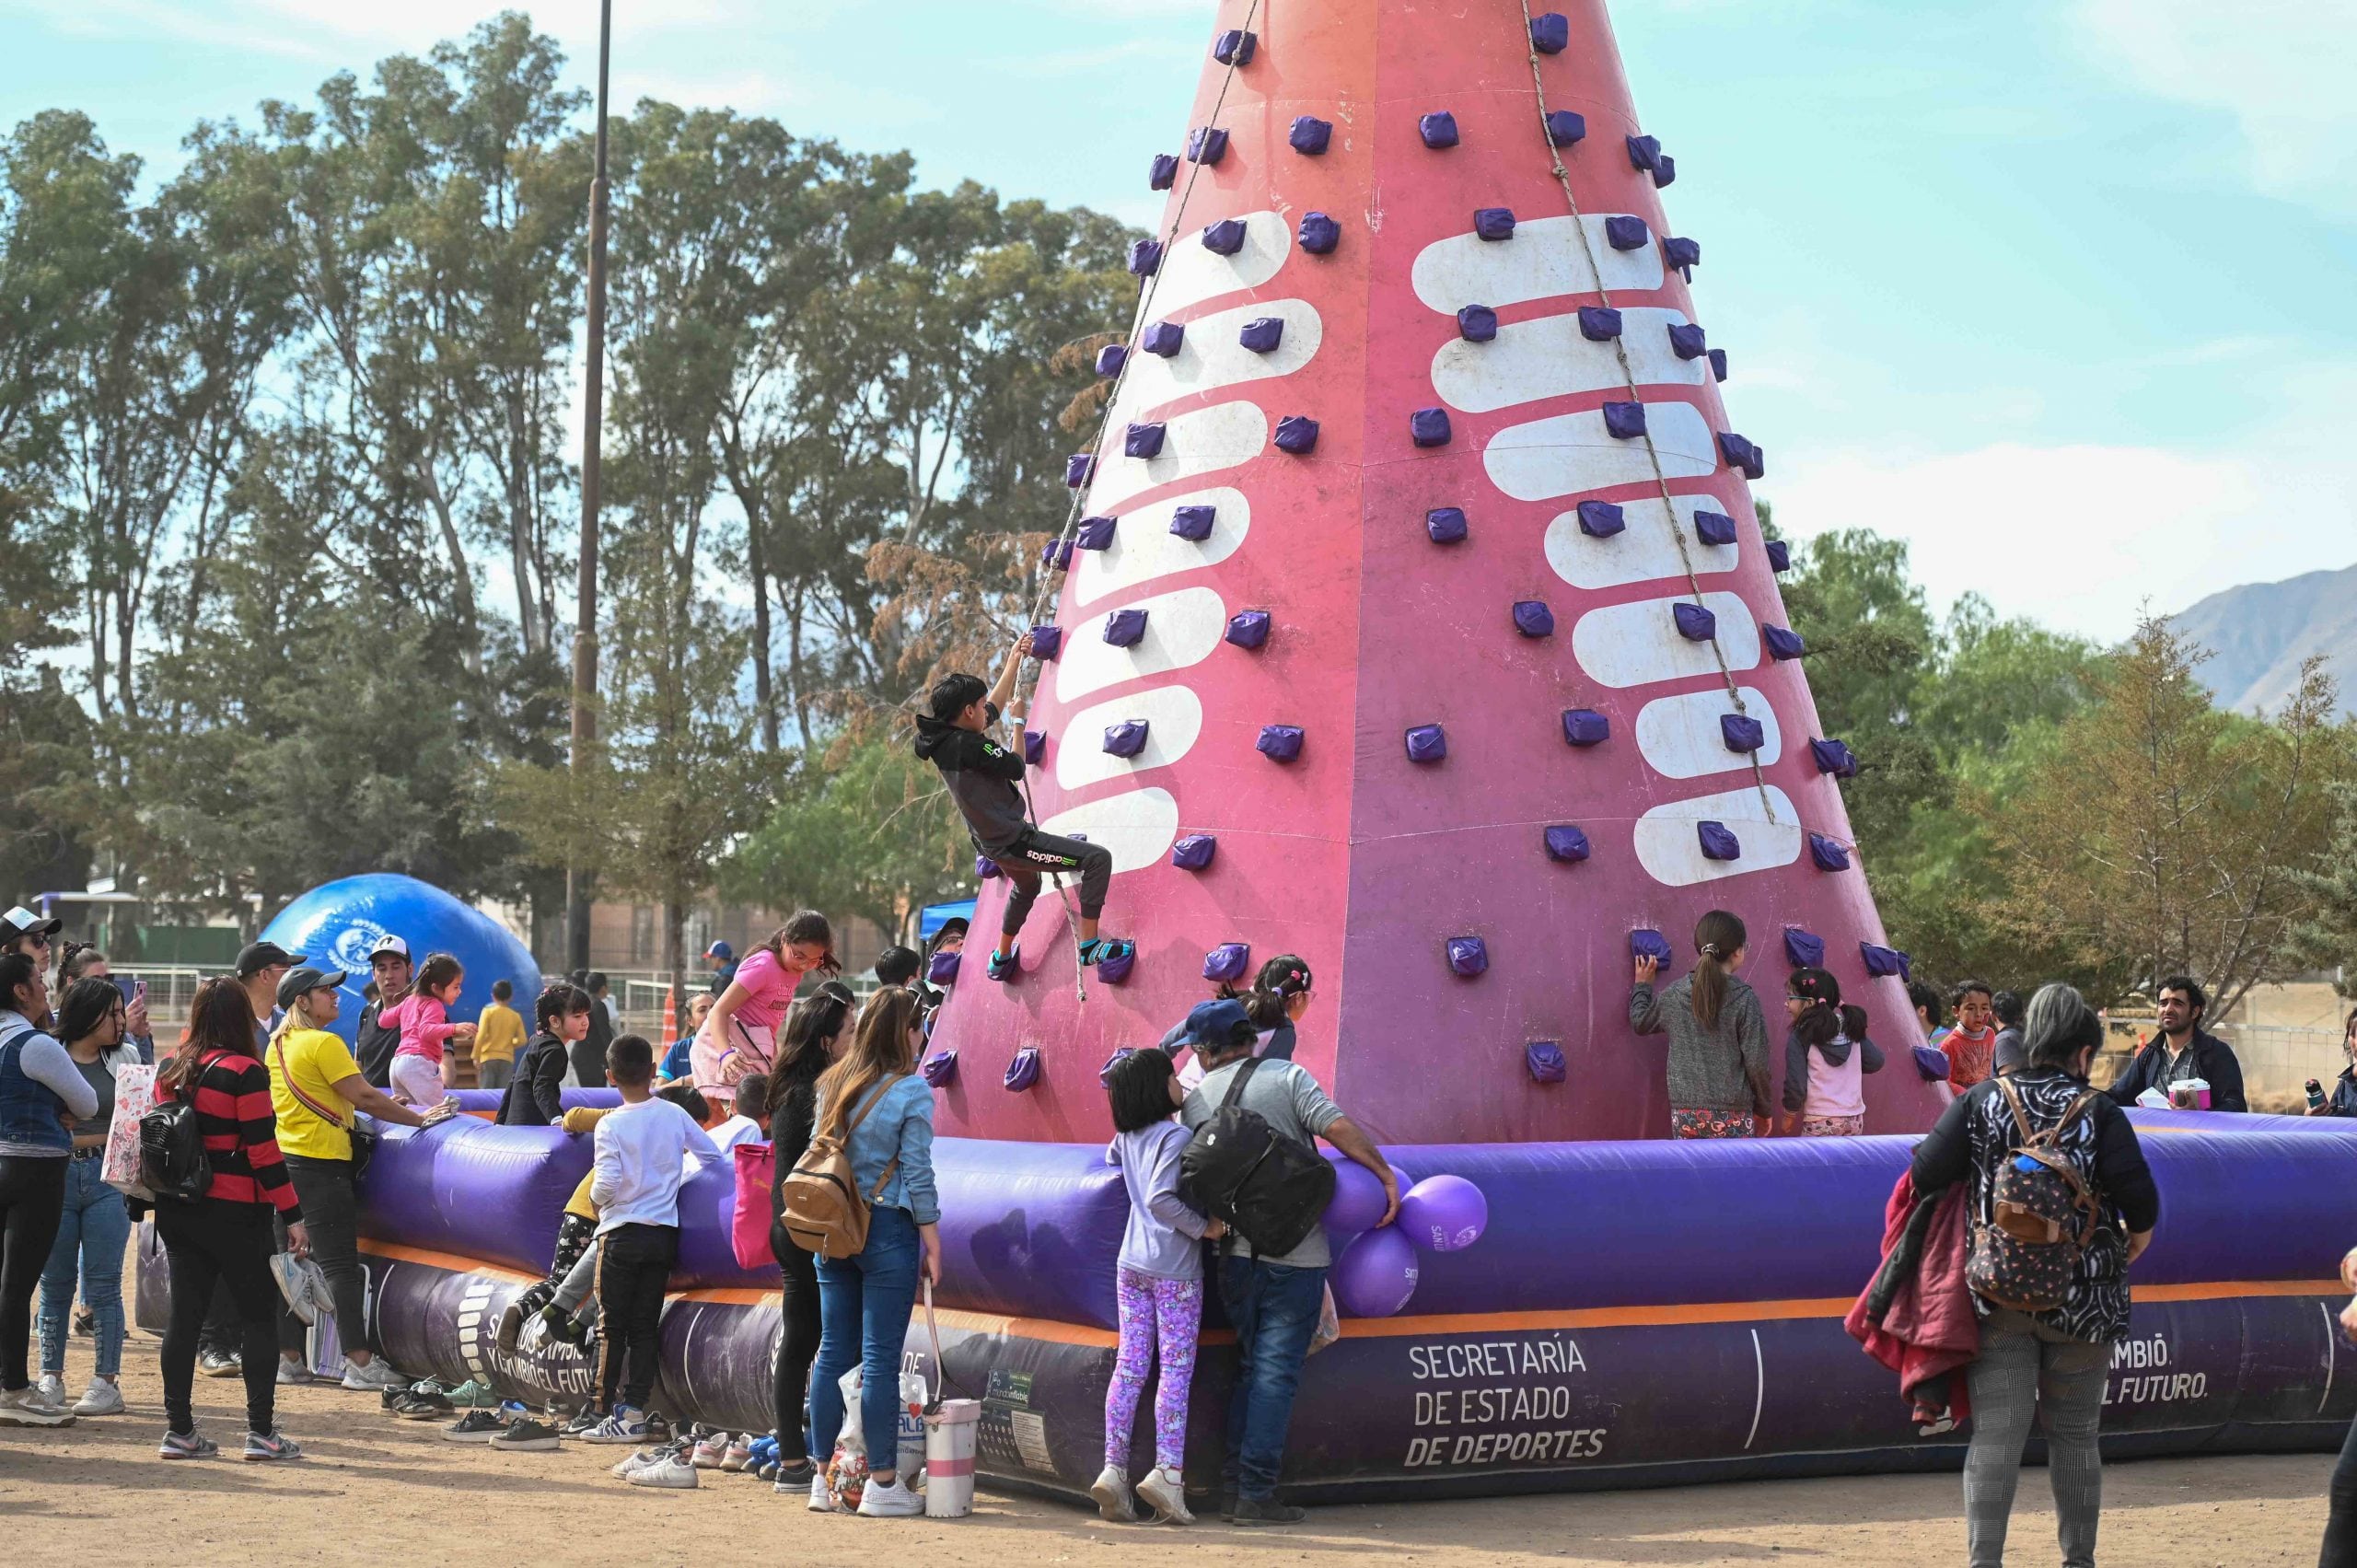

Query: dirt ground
[0,1334,2338,1567]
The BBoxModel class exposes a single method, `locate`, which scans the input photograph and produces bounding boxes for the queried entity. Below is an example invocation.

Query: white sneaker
[33,1373,66,1408]
[1089,1464,1137,1522]
[807,1475,849,1514]
[73,1378,125,1417]
[340,1358,406,1392]
[626,1451,700,1489]
[857,1476,924,1518]
[1136,1465,1194,1524]
[0,1386,73,1427]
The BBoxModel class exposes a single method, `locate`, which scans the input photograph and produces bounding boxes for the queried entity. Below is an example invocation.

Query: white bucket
[923,1399,981,1517]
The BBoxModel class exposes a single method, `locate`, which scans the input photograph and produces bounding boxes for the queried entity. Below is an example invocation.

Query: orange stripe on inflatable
[357,1240,543,1284]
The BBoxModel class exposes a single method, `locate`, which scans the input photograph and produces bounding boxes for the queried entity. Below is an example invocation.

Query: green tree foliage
[725,738,973,935]
[2295,782,2357,998]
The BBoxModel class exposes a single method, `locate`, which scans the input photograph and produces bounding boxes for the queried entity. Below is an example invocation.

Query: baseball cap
[368,934,411,963]
[1180,998,1252,1046]
[2,905,62,943]
[705,939,734,961]
[276,965,350,1009]
[234,940,306,978]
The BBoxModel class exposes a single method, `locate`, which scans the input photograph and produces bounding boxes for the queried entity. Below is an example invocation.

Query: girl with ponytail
[1629,910,1772,1139]
[1778,969,1885,1135]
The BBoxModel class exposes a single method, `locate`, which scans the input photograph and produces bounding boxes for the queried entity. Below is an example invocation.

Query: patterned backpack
[1966,1077,2104,1313]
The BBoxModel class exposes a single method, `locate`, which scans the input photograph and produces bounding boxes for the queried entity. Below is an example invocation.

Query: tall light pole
[566,0,611,974]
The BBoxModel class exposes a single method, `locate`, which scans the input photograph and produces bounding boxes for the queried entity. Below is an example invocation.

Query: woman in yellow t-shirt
[266,967,451,1391]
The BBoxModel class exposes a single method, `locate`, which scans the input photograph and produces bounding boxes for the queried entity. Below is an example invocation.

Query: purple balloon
[1324,1159,1390,1236]
[1397,1174,1488,1255]
[1331,1226,1420,1318]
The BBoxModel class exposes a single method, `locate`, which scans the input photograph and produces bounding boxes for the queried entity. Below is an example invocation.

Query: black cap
[235,940,307,979]
[2,905,62,943]
[276,966,349,1010]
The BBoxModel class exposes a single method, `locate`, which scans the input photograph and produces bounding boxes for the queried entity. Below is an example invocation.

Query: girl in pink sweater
[387,953,474,1107]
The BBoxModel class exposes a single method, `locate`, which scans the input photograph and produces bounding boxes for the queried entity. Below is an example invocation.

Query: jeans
[808,1205,920,1470]
[2321,1406,2357,1567]
[157,1198,281,1436]
[1217,1255,1328,1501]
[1963,1307,2108,1568]
[0,1155,68,1390]
[477,1060,513,1090]
[595,1222,677,1412]
[277,1156,368,1360]
[772,1226,822,1454]
[39,1156,130,1377]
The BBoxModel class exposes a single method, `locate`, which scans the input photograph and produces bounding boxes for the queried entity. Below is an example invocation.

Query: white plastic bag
[102,1062,157,1199]
[826,1366,870,1510]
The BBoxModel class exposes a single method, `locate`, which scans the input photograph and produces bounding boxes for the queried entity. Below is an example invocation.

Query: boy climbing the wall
[913,631,1132,981]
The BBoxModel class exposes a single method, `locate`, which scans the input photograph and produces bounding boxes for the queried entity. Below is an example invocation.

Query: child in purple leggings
[1091,1048,1223,1525]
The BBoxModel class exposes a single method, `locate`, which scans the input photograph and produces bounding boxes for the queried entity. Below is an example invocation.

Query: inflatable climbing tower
[931,0,1943,1144]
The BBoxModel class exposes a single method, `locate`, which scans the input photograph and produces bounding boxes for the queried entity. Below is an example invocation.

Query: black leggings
[279,1156,368,1359]
[2323,1410,2357,1567]
[158,1198,280,1436]
[998,829,1114,930]
[0,1155,67,1391]
[772,1226,821,1448]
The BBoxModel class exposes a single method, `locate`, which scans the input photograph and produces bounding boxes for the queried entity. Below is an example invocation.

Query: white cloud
[2073,0,2357,211]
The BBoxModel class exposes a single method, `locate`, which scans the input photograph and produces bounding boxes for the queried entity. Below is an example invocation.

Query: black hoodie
[913,702,1031,853]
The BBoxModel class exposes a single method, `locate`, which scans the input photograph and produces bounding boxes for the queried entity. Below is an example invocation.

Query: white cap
[369,934,412,961]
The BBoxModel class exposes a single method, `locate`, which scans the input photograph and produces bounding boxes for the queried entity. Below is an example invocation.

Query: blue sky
[6,0,2351,643]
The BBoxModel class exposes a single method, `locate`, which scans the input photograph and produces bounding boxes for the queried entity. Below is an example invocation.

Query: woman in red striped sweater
[153,979,311,1461]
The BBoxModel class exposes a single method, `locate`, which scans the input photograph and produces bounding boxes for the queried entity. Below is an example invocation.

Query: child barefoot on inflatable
[913,633,1131,981]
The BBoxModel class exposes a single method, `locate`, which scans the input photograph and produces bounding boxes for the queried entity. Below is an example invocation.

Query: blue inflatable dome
[258,874,543,1048]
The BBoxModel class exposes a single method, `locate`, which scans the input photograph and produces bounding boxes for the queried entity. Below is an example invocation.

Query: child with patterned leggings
[1090,1049,1223,1525]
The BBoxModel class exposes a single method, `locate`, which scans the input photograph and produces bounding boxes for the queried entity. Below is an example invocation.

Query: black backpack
[1964,1077,2103,1314]
[141,1054,215,1203]
[1179,1058,1336,1257]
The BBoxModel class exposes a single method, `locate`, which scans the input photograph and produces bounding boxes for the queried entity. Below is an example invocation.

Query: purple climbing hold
[1102,718,1150,756]
[1653,154,1677,188]
[1474,206,1516,241]
[1530,11,1570,52]
[1289,116,1331,155]
[1708,348,1729,382]
[927,948,961,985]
[1718,431,1766,479]
[1631,929,1674,966]
[1697,820,1742,861]
[1766,540,1792,573]
[1527,1040,1568,1083]
[1203,942,1251,982]
[1562,708,1610,747]
[1225,610,1271,649]
[1606,215,1649,250]
[1124,422,1166,459]
[1860,943,1910,980]
[1579,306,1622,341]
[1543,824,1591,863]
[1075,515,1116,551]
[1141,319,1184,357]
[1546,110,1587,146]
[1405,724,1447,763]
[1202,217,1247,256]
[1663,235,1701,271]
[1103,608,1148,647]
[1426,506,1469,543]
[1672,602,1717,642]
[976,854,1001,880]
[1213,28,1256,64]
[1420,111,1459,149]
[1095,343,1127,377]
[1809,833,1852,872]
[1298,212,1341,254]
[921,1050,958,1087]
[1128,238,1162,277]
[1238,316,1284,354]
[1028,624,1062,661]
[1148,153,1178,192]
[1666,322,1707,360]
[1256,724,1305,762]
[1446,935,1489,977]
[1764,626,1807,661]
[1783,929,1825,969]
[1720,713,1765,753]
[1601,401,1646,438]
[1097,1047,1135,1087]
[1457,304,1499,343]
[1168,504,1215,540]
[1625,134,1661,170]
[1410,407,1453,447]
[1022,730,1045,765]
[1040,538,1073,570]
[1097,947,1135,985]
[1693,509,1737,547]
[1810,738,1859,779]
[1274,416,1319,454]
[1171,833,1217,871]
[1187,126,1229,165]
[1064,454,1093,488]
[1003,1047,1042,1093]
[1577,499,1626,539]
[1513,600,1555,638]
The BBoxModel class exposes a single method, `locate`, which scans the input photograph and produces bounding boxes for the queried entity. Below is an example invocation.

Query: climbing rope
[1512,0,1780,825]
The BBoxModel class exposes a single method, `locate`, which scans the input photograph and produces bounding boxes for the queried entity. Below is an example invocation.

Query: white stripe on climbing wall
[1036,786,1180,875]
[1072,486,1249,610]
[1428,307,1703,413]
[1634,687,1782,780]
[1107,300,1323,433]
[1632,784,1805,888]
[1147,211,1293,319]
[1411,215,1666,316]
[1086,401,1270,516]
[1544,494,1738,591]
[1482,401,1718,503]
[1570,592,1760,689]
[1053,685,1205,790]
[1052,585,1229,703]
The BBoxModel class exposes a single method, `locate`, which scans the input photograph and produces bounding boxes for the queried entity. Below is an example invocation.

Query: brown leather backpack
[777,1077,902,1259]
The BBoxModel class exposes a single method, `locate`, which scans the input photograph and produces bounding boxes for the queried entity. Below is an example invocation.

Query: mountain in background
[2168,563,2357,720]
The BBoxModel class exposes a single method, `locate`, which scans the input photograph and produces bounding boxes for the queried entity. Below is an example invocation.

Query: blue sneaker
[581,1406,650,1446]
[986,945,1019,982]
[1077,937,1134,969]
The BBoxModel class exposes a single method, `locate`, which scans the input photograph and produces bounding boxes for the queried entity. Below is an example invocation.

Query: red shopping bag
[732,1139,776,1270]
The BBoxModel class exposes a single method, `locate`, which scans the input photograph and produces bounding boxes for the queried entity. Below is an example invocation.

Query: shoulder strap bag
[273,1031,377,1180]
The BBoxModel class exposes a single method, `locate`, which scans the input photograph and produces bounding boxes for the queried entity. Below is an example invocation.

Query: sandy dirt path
[0,1335,2338,1566]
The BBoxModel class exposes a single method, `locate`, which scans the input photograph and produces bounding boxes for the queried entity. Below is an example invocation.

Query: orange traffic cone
[660,984,678,1050]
